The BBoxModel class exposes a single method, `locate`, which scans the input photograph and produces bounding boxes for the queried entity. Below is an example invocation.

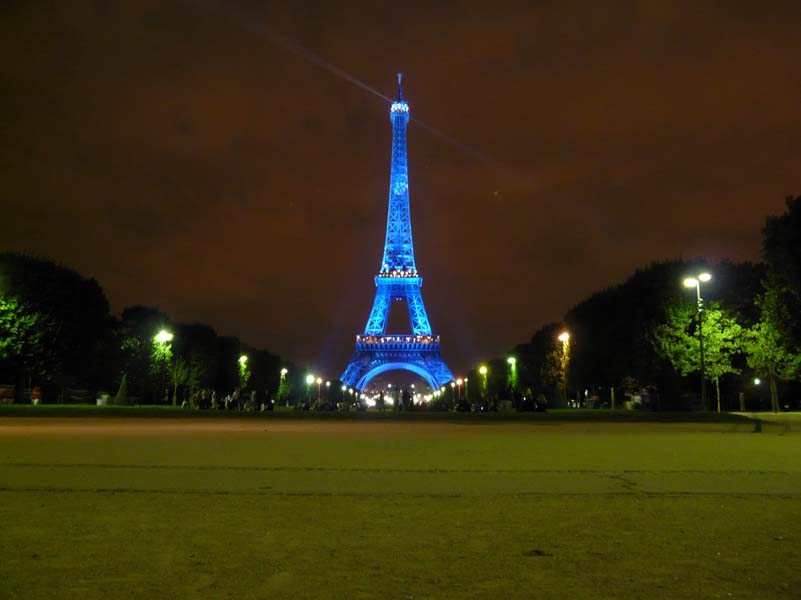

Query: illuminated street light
[507,356,518,392]
[280,368,288,376]
[238,355,248,365]
[456,378,463,402]
[306,374,315,385]
[684,272,712,410]
[478,365,488,400]
[754,378,761,385]
[153,329,173,404]
[154,330,173,344]
[558,331,571,407]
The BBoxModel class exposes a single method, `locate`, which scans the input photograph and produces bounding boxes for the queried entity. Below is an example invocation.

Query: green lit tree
[238,357,251,391]
[745,291,801,412]
[652,302,745,411]
[0,296,44,364]
[0,295,57,399]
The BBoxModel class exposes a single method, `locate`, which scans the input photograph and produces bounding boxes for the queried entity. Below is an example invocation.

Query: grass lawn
[1,414,799,599]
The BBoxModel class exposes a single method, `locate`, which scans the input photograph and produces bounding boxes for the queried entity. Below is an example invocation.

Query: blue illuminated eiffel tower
[341,74,454,391]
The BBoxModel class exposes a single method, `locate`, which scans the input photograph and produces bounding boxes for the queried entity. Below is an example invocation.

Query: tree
[762,195,801,349]
[652,302,744,411]
[0,253,113,398]
[238,357,251,391]
[0,295,50,374]
[119,306,171,403]
[745,290,801,412]
[169,357,189,406]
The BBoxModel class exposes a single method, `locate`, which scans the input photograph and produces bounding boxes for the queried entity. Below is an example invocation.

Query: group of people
[183,388,274,412]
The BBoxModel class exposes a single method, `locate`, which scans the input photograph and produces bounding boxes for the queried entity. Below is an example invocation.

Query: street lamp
[277,368,288,406]
[456,378,463,402]
[506,356,517,392]
[154,330,173,344]
[558,331,570,407]
[316,377,322,400]
[305,374,315,405]
[478,365,488,399]
[464,377,469,401]
[153,330,173,404]
[684,272,712,410]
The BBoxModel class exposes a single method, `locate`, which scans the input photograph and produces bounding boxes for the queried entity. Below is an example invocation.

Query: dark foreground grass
[1,418,799,599]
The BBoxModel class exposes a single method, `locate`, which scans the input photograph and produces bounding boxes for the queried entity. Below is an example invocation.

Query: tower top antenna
[397,72,403,101]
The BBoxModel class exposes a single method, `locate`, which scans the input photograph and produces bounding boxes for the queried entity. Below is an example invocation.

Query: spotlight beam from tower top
[190,0,494,165]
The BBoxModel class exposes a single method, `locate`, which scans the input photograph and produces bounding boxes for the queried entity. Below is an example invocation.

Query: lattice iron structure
[341,74,454,391]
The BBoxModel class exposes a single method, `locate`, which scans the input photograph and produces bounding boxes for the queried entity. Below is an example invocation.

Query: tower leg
[364,286,391,336]
[405,285,432,336]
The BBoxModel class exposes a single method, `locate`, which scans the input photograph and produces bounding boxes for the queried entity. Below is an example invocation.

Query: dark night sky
[2,1,800,377]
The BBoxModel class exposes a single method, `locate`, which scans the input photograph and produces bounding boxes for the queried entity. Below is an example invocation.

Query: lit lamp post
[154,330,173,345]
[464,377,469,401]
[316,377,322,401]
[450,381,456,409]
[456,378,463,402]
[153,329,173,404]
[305,374,315,405]
[325,380,330,400]
[279,368,288,405]
[479,365,488,399]
[683,272,712,411]
[506,356,517,393]
[558,331,570,407]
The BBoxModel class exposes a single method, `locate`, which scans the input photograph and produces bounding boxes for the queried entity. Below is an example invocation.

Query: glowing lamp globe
[154,330,173,344]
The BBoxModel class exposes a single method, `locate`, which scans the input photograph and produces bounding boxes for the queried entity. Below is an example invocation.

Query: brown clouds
[2,0,800,375]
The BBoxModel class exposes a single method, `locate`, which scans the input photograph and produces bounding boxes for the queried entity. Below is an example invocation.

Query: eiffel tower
[341,74,454,391]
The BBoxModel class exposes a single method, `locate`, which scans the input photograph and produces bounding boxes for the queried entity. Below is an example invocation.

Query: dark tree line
[0,252,308,405]
[470,196,801,412]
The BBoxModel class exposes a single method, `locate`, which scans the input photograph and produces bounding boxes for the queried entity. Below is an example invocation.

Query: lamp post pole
[479,365,488,401]
[558,331,570,407]
[684,273,711,411]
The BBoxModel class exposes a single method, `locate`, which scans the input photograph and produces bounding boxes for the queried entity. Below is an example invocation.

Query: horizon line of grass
[0,404,758,423]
